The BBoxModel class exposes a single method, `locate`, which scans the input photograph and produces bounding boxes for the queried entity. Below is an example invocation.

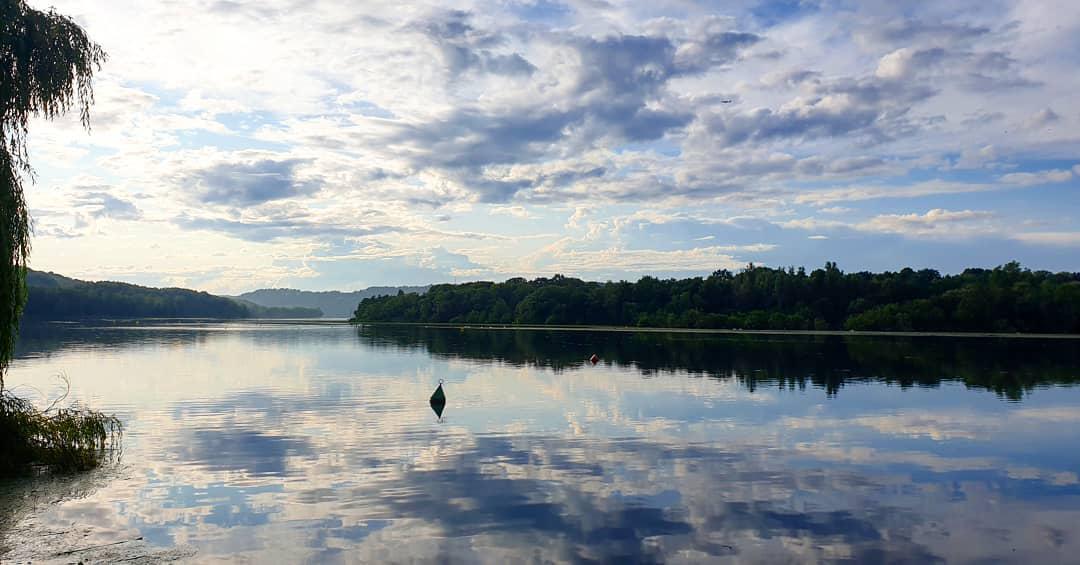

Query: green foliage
[0,385,122,475]
[21,270,322,319]
[24,282,250,319]
[0,0,118,473]
[0,119,28,385]
[352,262,1080,334]
[1,0,106,385]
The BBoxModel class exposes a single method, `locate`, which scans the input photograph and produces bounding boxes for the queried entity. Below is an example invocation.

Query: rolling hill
[235,286,428,318]
[23,270,322,319]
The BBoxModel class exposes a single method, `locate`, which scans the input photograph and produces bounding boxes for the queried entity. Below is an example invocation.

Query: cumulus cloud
[21,0,1080,289]
[875,47,948,80]
[702,75,937,147]
[413,10,536,78]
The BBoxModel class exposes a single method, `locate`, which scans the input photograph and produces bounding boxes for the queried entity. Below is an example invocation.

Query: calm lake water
[3,321,1080,563]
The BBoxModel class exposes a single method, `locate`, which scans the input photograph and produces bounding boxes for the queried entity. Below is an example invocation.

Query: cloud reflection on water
[3,322,1080,562]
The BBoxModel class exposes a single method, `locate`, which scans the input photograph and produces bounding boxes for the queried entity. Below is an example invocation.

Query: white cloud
[489,205,535,219]
[1000,169,1075,186]
[782,209,1003,241]
[858,209,997,238]
[819,206,853,215]
[18,0,1080,289]
[1011,232,1080,247]
[780,218,847,231]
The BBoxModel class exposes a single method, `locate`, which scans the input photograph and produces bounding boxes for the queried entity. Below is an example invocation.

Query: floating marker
[430,379,446,418]
[589,353,600,365]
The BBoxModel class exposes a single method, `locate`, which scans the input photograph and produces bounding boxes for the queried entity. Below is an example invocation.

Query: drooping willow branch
[0,0,106,387]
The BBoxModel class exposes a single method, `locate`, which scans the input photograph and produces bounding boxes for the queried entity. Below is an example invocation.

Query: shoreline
[31,318,1080,339]
[350,321,1080,340]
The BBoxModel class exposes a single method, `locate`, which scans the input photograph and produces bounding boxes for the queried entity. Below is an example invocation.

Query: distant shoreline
[352,321,1080,340]
[29,318,1080,338]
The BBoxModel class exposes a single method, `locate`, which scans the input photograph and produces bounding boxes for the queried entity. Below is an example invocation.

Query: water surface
[3,321,1080,563]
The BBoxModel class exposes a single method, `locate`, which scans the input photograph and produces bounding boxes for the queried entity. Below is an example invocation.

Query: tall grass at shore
[0,380,121,475]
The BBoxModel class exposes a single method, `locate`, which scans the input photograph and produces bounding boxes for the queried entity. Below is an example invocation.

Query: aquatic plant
[0,387,122,475]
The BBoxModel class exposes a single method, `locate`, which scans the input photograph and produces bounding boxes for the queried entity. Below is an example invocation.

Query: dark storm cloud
[187,158,321,206]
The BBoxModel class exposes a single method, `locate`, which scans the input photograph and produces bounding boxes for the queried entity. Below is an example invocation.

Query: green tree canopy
[351,262,1080,335]
[1,0,105,386]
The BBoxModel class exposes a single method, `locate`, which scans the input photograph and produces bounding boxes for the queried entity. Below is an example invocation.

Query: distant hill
[23,270,322,320]
[236,286,429,318]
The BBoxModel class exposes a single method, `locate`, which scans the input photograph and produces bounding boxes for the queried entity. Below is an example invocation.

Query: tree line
[351,262,1080,334]
[22,270,321,320]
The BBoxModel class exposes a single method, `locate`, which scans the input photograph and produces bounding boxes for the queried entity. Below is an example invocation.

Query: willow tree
[1,0,105,388]
[1,2,119,474]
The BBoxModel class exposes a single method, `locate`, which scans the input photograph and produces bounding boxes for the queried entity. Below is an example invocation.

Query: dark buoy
[589,353,600,365]
[430,379,446,419]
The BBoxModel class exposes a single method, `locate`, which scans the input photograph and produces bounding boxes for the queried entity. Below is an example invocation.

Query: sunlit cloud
[19,0,1080,292]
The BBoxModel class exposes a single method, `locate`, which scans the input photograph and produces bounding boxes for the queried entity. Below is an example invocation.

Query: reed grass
[0,378,121,475]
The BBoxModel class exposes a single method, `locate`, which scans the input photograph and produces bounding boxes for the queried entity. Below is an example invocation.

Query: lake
[2,321,1080,563]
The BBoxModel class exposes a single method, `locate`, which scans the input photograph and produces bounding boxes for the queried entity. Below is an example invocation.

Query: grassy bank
[0,389,122,476]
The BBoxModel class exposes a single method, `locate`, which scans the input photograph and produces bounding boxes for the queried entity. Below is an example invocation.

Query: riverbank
[353,321,1080,339]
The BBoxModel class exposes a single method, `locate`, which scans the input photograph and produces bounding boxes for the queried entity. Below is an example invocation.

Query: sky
[21,0,1080,293]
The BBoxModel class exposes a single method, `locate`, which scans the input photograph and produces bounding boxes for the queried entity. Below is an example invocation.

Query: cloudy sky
[22,0,1080,292]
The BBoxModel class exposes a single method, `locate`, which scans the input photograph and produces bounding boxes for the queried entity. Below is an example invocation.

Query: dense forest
[351,262,1080,334]
[23,270,321,319]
